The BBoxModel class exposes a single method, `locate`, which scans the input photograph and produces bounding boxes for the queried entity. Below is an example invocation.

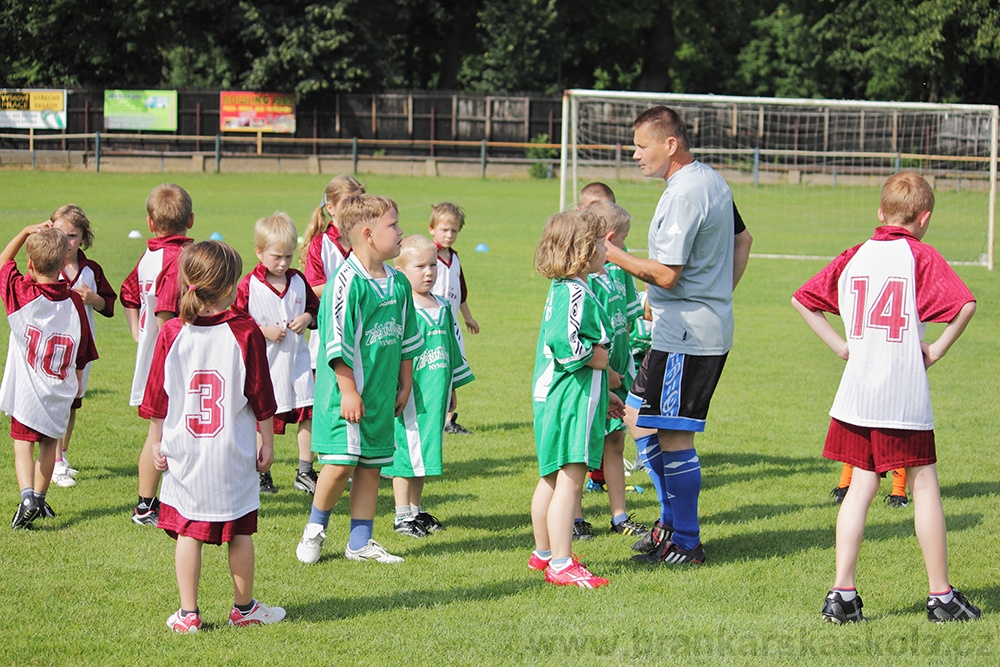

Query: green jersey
[629,290,652,360]
[312,255,423,465]
[386,295,474,478]
[589,264,641,434]
[532,278,610,477]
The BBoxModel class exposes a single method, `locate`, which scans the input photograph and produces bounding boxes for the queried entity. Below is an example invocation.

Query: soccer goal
[560,90,999,269]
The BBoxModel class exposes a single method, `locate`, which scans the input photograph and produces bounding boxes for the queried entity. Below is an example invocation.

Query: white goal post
[560,89,998,269]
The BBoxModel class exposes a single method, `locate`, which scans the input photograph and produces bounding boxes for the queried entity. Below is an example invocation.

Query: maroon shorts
[10,417,55,443]
[268,407,312,435]
[158,504,258,546]
[823,418,936,473]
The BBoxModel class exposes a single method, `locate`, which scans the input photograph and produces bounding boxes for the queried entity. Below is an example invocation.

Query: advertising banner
[104,90,178,131]
[0,89,67,129]
[220,91,296,133]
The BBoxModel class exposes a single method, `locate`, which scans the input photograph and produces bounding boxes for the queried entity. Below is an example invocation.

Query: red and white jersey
[0,261,98,438]
[140,311,277,521]
[233,264,318,413]
[60,250,116,394]
[120,235,191,406]
[304,224,350,368]
[431,246,467,315]
[794,226,975,430]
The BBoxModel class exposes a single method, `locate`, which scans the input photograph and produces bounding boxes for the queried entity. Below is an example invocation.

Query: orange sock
[837,463,853,489]
[891,469,907,497]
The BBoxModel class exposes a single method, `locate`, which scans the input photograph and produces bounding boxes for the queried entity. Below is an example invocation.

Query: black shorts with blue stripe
[626,350,728,432]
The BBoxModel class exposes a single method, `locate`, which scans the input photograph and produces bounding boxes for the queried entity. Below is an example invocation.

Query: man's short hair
[880,171,935,223]
[634,106,691,152]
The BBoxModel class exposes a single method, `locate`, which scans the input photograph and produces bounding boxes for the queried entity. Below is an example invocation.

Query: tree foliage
[1,0,997,104]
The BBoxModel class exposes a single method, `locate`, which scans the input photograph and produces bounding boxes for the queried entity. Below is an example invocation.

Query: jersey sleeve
[138,323,180,419]
[793,246,861,315]
[545,284,607,373]
[733,202,746,235]
[154,260,181,316]
[119,263,141,309]
[293,270,320,326]
[457,256,469,305]
[231,274,252,318]
[88,261,118,318]
[323,270,353,368]
[399,276,424,361]
[0,260,21,313]
[304,235,327,287]
[651,196,701,266]
[238,321,278,421]
[911,242,976,322]
[446,307,474,389]
[623,274,641,323]
[71,293,99,369]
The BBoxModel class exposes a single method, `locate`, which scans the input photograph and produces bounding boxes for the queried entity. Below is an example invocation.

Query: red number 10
[23,325,76,380]
[849,276,909,342]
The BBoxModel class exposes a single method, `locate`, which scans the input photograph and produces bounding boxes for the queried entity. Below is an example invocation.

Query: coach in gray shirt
[605,105,751,566]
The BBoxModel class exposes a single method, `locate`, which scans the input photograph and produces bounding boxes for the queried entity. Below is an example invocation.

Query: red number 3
[187,370,225,438]
[849,276,909,342]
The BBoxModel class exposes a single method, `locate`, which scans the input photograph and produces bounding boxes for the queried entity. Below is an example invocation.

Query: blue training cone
[474,243,489,252]
[209,232,223,241]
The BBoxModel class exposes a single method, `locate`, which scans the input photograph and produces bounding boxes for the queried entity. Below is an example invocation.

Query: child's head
[428,203,465,250]
[178,241,243,324]
[578,182,616,209]
[26,228,70,279]
[879,171,935,226]
[396,234,438,296]
[300,175,365,267]
[533,210,607,279]
[49,204,93,253]
[339,194,402,260]
[146,184,193,235]
[586,200,631,250]
[254,212,298,277]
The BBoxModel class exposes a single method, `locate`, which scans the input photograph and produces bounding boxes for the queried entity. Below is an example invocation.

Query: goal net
[560,90,998,269]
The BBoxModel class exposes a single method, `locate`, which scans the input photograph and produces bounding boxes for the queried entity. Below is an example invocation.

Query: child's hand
[395,385,410,417]
[257,443,275,473]
[27,221,53,235]
[464,316,480,334]
[287,313,312,335]
[607,393,626,420]
[341,390,364,423]
[152,442,168,472]
[73,283,104,309]
[260,325,286,343]
[922,340,940,368]
[608,368,622,391]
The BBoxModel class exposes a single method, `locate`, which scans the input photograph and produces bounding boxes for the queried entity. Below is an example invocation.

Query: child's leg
[58,408,77,460]
[547,463,588,560]
[175,536,203,612]
[13,440,37,491]
[891,468,907,497]
[313,463,355,514]
[407,476,425,507]
[347,466,381,520]
[838,463,854,489]
[138,422,162,499]
[33,437,57,494]
[531,473,557,553]
[392,476,411,510]
[297,419,313,467]
[228,534,255,607]
[603,430,627,522]
[833,467,880,589]
[908,464,949,593]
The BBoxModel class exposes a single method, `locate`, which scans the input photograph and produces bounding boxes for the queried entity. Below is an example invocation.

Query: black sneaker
[444,413,472,435]
[611,515,649,537]
[414,511,445,533]
[11,496,40,529]
[259,472,278,494]
[822,590,865,624]
[294,469,318,494]
[393,518,429,538]
[631,520,672,552]
[132,497,160,527]
[632,539,705,565]
[831,486,849,504]
[38,501,56,519]
[884,493,908,508]
[927,588,981,622]
[572,520,594,541]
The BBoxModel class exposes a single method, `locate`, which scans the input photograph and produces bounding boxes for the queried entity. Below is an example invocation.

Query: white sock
[930,587,955,604]
[833,587,857,602]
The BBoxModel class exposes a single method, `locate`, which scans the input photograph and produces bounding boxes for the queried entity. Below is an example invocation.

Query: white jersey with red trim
[305,226,350,369]
[432,248,463,315]
[60,251,116,394]
[0,261,98,438]
[140,312,277,521]
[234,266,316,413]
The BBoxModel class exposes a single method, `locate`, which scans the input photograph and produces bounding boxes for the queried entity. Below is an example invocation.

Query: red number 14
[849,276,909,342]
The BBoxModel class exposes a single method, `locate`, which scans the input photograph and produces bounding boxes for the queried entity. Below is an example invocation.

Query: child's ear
[186,214,195,230]
[917,210,932,228]
[147,216,156,233]
[876,208,886,224]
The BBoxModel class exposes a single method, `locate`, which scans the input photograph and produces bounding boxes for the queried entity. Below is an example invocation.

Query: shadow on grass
[702,503,805,526]
[700,451,831,489]
[285,577,536,623]
[940,481,1000,499]
[442,453,536,482]
[890,584,999,619]
[473,421,533,433]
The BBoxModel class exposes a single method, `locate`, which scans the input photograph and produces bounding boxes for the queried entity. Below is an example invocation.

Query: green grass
[1,172,999,666]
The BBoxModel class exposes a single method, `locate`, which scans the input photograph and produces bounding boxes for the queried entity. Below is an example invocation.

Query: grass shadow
[442,454,536,482]
[939,481,1000,500]
[702,503,805,526]
[700,451,832,489]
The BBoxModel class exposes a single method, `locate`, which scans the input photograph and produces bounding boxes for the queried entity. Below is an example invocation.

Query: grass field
[1,172,999,666]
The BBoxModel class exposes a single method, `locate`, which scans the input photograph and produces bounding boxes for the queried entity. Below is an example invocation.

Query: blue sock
[20,488,33,501]
[660,448,701,550]
[612,513,628,527]
[550,556,572,571]
[636,435,672,527]
[308,505,333,529]
[349,518,373,550]
[534,549,552,559]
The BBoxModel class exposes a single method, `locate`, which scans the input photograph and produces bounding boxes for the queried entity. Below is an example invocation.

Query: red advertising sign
[219,91,296,133]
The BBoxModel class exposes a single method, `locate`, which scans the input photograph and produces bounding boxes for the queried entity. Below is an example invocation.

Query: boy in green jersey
[296,194,422,565]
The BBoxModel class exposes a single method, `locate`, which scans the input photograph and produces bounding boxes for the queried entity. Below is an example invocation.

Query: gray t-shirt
[647,160,735,355]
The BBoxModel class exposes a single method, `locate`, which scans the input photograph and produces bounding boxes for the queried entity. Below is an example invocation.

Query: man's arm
[733,229,752,290]
[604,243,682,290]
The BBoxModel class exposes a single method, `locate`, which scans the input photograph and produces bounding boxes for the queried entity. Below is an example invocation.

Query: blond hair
[534,210,606,279]
[585,200,631,237]
[178,241,242,324]
[146,183,193,234]
[429,202,465,230]
[578,182,615,208]
[880,171,935,224]
[254,212,298,253]
[50,204,93,250]
[338,194,398,245]
[634,105,691,151]
[396,234,437,268]
[26,228,69,277]
[300,175,364,267]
